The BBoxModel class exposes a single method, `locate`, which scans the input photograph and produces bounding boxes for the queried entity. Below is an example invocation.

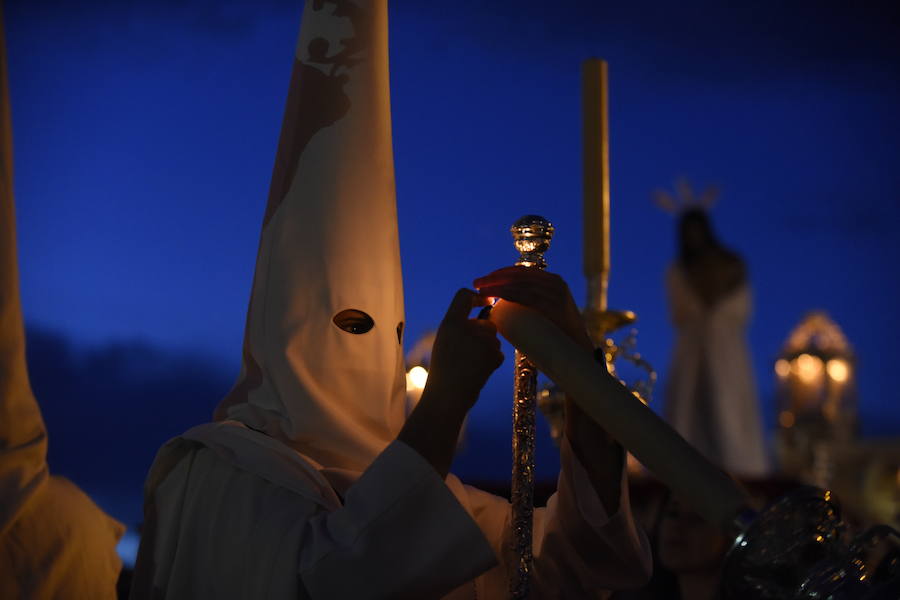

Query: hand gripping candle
[490,298,749,533]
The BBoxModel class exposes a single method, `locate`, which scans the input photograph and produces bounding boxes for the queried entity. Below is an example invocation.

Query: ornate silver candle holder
[724,487,900,599]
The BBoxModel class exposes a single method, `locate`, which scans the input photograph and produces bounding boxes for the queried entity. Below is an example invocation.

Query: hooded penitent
[0,2,47,538]
[0,7,123,597]
[214,0,407,474]
[132,4,657,597]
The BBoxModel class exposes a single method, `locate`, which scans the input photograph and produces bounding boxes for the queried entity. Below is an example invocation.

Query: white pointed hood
[215,0,406,473]
[0,8,49,536]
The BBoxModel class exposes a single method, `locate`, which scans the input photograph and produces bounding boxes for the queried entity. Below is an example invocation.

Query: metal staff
[508,215,554,599]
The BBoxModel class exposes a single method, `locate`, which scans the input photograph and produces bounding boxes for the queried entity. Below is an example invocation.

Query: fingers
[478,278,592,350]
[444,288,494,323]
[432,290,505,393]
[474,266,564,289]
[488,348,505,370]
[468,318,501,347]
[475,282,565,312]
[442,288,477,322]
[471,293,493,307]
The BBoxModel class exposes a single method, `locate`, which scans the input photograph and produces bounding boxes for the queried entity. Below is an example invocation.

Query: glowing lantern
[775,359,791,378]
[793,353,824,384]
[826,359,849,384]
[774,311,857,485]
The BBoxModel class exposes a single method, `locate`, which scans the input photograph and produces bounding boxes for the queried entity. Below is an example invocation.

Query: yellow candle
[582,58,610,312]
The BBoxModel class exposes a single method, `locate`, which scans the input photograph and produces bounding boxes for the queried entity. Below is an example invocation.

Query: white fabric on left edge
[0,6,124,597]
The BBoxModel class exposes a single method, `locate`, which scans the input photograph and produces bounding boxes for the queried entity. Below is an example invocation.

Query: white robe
[0,9,124,596]
[664,264,769,476]
[0,475,125,599]
[131,421,651,599]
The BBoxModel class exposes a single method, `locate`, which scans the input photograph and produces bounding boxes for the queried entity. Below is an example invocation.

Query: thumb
[443,288,478,323]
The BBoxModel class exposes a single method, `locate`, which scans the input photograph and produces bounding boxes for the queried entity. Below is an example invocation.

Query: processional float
[496,59,900,599]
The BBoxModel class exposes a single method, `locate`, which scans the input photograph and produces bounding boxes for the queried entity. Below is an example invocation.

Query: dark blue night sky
[5,0,899,534]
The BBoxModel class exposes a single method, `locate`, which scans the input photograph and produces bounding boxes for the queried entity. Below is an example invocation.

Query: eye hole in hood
[333,309,375,334]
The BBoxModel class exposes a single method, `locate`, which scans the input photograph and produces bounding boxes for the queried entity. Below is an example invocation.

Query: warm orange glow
[793,353,823,384]
[406,366,428,391]
[779,410,795,428]
[775,359,791,378]
[826,359,850,383]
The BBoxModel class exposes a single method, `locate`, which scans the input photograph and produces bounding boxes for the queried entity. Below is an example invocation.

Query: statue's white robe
[132,421,650,599]
[664,264,769,476]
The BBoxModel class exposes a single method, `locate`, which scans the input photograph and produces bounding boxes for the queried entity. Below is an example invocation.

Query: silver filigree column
[509,215,554,599]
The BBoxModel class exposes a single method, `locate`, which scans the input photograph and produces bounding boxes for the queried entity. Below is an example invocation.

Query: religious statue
[656,180,769,477]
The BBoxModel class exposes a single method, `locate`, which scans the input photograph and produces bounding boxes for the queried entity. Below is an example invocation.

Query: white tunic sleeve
[531,437,652,597]
[132,437,497,600]
[299,440,498,598]
[443,437,652,599]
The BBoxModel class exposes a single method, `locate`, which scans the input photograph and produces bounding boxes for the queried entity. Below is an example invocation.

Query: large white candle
[491,300,748,529]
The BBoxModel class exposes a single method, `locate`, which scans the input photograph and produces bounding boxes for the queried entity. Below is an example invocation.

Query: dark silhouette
[677,208,747,308]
